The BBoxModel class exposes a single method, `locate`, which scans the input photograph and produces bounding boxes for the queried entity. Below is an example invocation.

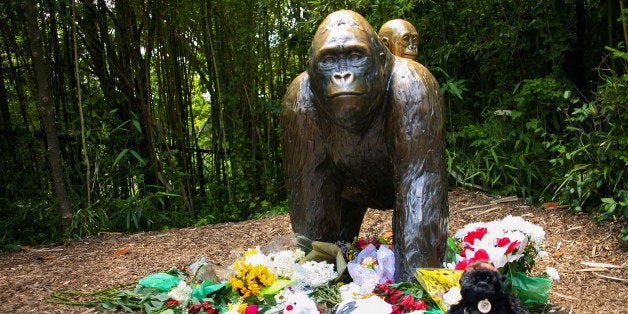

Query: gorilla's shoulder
[283,72,315,112]
[391,58,435,83]
[389,57,440,101]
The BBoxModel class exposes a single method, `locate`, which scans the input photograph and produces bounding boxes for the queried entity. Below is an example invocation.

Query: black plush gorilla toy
[448,261,529,314]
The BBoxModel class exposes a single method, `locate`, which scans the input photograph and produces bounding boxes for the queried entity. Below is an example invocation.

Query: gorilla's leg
[339,200,368,241]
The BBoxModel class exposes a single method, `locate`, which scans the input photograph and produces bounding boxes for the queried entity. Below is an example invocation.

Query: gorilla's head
[307,10,394,132]
[378,19,419,60]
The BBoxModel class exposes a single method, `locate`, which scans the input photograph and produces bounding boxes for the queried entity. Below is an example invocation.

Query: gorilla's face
[379,20,419,60]
[308,11,391,132]
[390,26,418,60]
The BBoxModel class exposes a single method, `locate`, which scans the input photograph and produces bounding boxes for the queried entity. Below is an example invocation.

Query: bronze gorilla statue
[378,19,420,61]
[280,10,448,281]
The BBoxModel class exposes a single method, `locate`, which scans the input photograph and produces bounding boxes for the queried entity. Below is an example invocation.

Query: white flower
[500,215,545,245]
[338,282,363,302]
[244,247,270,267]
[485,246,509,268]
[442,287,462,310]
[267,249,304,278]
[167,281,192,303]
[537,251,549,258]
[546,267,560,281]
[292,260,337,287]
[224,303,247,314]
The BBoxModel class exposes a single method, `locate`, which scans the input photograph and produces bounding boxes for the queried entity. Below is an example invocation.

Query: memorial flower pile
[52,217,555,313]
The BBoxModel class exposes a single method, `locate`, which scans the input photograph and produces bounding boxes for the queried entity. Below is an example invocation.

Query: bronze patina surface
[378,19,419,61]
[281,10,448,281]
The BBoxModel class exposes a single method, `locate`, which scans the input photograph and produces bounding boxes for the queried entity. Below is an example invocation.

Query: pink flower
[245,305,259,314]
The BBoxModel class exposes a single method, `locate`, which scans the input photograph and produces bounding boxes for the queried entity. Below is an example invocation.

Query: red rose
[165,299,181,306]
[388,290,404,304]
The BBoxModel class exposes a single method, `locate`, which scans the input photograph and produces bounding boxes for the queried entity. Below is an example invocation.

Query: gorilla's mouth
[403,52,418,57]
[329,91,364,97]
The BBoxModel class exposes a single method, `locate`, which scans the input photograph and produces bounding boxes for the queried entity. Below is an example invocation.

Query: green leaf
[112,148,129,167]
[129,149,146,165]
[132,119,142,133]
[100,301,117,310]
[260,279,293,296]
[155,293,171,301]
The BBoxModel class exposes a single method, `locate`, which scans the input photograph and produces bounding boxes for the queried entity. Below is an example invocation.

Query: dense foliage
[0,0,626,246]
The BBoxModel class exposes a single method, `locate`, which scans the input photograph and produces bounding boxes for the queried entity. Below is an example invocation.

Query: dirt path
[1,190,626,313]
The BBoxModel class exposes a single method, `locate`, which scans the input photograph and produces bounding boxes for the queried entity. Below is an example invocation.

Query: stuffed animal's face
[459,269,505,302]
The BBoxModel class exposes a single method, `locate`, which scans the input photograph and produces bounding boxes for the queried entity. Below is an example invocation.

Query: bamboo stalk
[71,0,90,206]
[621,0,628,52]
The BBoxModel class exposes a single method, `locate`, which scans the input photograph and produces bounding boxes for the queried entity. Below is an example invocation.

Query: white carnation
[244,249,270,267]
[442,286,462,310]
[167,281,192,303]
[546,267,560,281]
[268,250,300,278]
[292,260,337,287]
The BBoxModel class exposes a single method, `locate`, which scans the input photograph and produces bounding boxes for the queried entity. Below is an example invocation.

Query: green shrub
[543,72,627,220]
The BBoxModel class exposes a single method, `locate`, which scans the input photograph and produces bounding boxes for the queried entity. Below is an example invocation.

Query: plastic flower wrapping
[55,217,556,313]
[346,243,395,292]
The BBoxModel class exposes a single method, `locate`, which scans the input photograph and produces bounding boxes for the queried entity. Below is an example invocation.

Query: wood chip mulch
[0,189,625,313]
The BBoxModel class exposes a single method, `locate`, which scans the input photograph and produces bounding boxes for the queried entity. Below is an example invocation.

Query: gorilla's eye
[347,51,367,66]
[402,34,410,42]
[319,54,337,69]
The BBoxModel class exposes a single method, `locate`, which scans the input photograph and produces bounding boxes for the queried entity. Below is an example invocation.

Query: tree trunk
[23,0,73,230]
[0,52,11,131]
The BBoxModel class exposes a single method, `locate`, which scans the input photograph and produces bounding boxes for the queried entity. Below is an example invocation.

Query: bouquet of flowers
[446,215,557,306]
[448,215,546,273]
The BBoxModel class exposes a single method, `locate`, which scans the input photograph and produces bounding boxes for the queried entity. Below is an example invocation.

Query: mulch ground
[0,189,626,313]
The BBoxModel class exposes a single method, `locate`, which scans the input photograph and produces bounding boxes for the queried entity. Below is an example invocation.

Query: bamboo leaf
[113,149,130,167]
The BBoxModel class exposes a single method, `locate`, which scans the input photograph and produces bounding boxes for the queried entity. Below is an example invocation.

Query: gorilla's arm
[388,59,449,281]
[280,73,342,241]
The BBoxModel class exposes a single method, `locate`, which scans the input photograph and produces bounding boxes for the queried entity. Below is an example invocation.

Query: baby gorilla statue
[448,261,529,314]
